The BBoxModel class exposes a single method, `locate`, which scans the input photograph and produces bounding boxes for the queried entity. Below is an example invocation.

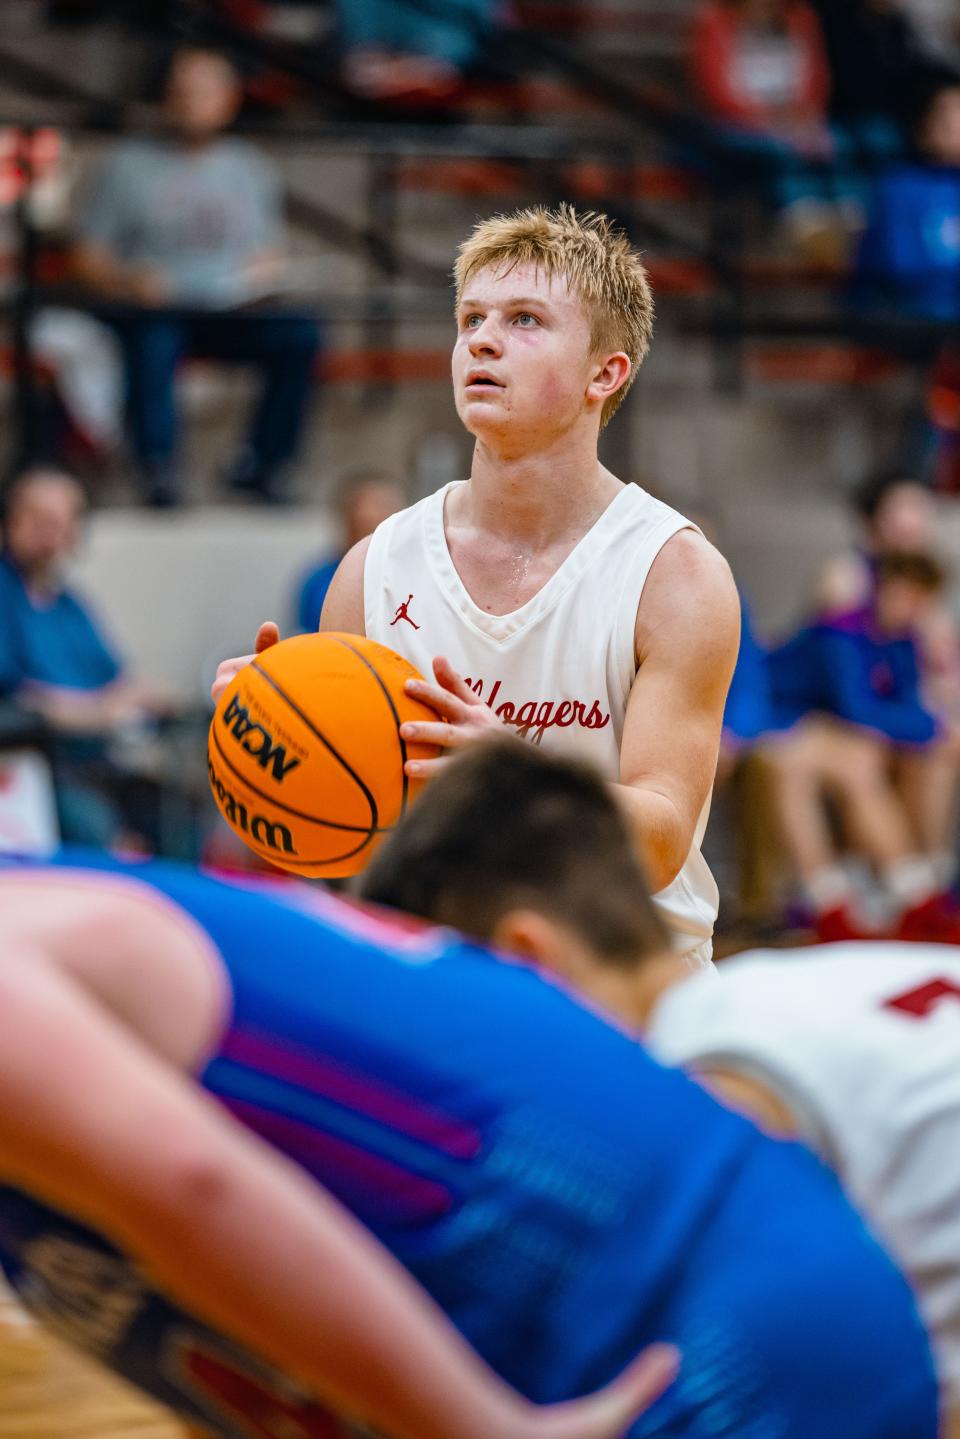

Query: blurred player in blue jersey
[0,847,939,1439]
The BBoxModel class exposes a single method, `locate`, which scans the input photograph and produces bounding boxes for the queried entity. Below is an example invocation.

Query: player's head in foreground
[452,205,654,454]
[360,739,679,1025]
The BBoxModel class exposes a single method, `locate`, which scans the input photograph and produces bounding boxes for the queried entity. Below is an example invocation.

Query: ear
[586,351,631,409]
[491,908,577,978]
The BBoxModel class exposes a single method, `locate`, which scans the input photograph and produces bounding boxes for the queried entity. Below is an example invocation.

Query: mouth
[465,371,503,391]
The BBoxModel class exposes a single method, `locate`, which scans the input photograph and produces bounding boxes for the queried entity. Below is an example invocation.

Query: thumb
[255,621,281,654]
[546,1345,679,1439]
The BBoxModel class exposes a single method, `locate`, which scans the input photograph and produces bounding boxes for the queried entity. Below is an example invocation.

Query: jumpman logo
[390,594,420,630]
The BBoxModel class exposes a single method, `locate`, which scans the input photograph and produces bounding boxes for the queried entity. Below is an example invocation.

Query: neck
[580,947,689,1033]
[9,556,55,595]
[464,431,621,548]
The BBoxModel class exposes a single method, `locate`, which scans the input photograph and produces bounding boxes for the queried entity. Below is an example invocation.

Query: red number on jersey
[884,978,960,1019]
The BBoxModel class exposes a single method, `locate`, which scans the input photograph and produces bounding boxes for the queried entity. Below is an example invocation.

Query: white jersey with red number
[364,480,718,967]
[647,943,960,1406]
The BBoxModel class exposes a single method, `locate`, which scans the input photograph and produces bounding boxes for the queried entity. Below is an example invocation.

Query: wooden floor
[0,1286,187,1439]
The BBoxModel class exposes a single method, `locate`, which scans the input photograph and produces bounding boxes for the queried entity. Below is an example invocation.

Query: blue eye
[464,314,482,328]
[515,313,537,326]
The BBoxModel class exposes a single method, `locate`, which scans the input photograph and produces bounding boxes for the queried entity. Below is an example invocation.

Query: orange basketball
[208,633,439,878]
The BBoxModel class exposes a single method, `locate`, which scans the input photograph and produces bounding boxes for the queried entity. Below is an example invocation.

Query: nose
[467,316,502,357]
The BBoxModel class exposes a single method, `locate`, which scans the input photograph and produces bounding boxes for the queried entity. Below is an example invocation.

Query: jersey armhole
[684,1048,840,1169]
[363,514,395,641]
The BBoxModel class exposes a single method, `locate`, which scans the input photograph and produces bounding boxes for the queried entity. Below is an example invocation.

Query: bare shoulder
[636,528,740,665]
[319,535,371,635]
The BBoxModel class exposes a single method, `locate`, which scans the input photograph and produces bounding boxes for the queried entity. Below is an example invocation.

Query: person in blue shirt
[762,549,960,942]
[0,835,940,1439]
[0,466,170,845]
[854,83,960,319]
[295,470,404,633]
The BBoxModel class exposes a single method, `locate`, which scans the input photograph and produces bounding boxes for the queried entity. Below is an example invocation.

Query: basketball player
[0,858,677,1439]
[360,740,960,1435]
[0,854,938,1438]
[214,206,739,968]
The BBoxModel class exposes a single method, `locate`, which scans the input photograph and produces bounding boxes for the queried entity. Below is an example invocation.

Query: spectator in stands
[689,0,859,256]
[337,0,509,105]
[763,550,960,942]
[294,469,405,634]
[74,47,321,506]
[854,83,960,319]
[0,467,170,846]
[810,0,957,147]
[814,467,938,613]
[815,469,960,890]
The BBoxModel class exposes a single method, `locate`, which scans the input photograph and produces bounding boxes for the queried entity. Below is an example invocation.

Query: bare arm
[72,240,171,306]
[0,883,675,1439]
[618,531,740,891]
[318,535,370,634]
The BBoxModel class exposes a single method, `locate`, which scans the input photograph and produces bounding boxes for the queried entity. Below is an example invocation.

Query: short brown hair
[454,204,655,427]
[359,740,669,967]
[875,550,947,593]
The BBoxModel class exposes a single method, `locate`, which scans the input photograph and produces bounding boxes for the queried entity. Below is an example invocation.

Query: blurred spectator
[0,467,172,847]
[854,83,960,319]
[294,469,405,633]
[763,550,960,942]
[338,0,509,105]
[810,0,957,145]
[74,47,321,506]
[815,469,960,887]
[689,0,860,256]
[814,468,938,613]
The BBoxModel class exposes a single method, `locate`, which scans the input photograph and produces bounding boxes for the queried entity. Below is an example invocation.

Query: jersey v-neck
[424,480,639,642]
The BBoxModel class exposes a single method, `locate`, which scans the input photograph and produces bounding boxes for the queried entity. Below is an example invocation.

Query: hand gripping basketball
[400,656,507,778]
[211,621,280,706]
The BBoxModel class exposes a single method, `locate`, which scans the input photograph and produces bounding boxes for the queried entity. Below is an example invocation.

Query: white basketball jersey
[364,481,718,966]
[647,943,960,1406]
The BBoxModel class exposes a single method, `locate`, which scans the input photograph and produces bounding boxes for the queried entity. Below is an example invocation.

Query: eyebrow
[458,296,552,311]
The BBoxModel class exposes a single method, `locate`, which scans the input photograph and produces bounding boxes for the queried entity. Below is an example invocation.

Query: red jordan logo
[390,594,420,630]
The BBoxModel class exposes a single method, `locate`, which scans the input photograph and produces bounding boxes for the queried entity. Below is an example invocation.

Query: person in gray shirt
[75,48,321,506]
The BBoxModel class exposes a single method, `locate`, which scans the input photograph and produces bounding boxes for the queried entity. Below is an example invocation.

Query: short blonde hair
[454,204,654,427]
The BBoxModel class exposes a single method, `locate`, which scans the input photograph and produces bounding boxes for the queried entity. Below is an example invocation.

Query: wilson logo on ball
[208,755,298,856]
[222,693,302,784]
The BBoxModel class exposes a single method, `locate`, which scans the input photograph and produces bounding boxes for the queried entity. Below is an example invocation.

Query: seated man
[761,550,960,941]
[360,739,960,1437]
[0,846,938,1439]
[0,466,170,848]
[74,47,320,506]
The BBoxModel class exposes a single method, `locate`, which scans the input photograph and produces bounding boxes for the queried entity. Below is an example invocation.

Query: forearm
[611,782,689,892]
[73,244,165,304]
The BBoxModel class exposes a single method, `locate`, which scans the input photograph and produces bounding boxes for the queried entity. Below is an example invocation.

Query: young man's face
[452,263,614,452]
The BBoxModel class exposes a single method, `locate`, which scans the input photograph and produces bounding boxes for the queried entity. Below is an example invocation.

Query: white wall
[69,507,338,702]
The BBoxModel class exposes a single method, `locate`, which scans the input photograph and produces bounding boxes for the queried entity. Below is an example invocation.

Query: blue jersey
[0,853,940,1439]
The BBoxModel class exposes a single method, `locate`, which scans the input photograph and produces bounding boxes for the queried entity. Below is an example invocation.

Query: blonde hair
[454,204,654,427]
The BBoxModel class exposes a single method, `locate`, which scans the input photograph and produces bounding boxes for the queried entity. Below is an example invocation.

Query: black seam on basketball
[331,637,410,819]
[249,658,380,829]
[259,833,378,869]
[209,724,391,835]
